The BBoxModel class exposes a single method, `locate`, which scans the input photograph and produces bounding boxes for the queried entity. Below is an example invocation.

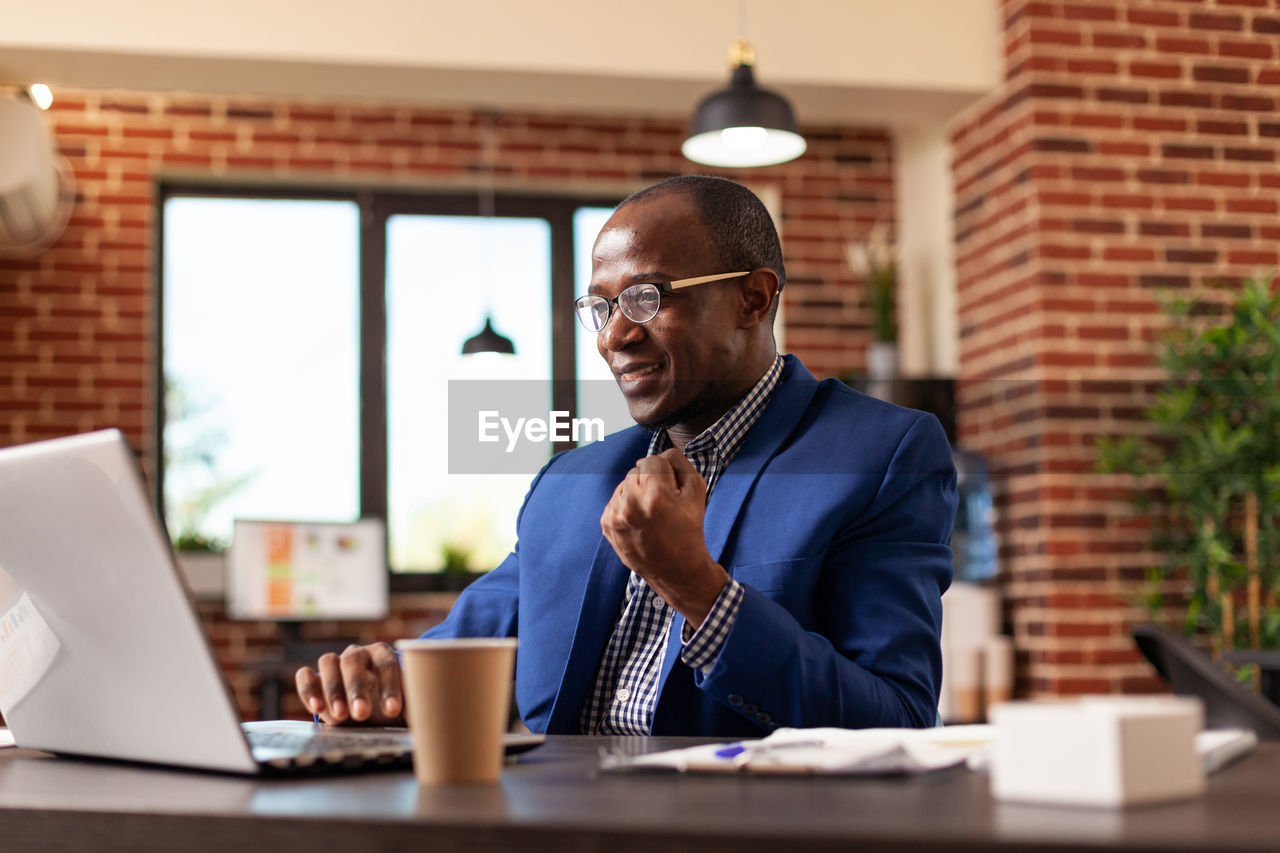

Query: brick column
[952,0,1280,696]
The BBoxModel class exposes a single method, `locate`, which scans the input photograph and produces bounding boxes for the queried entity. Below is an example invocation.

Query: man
[296,175,957,736]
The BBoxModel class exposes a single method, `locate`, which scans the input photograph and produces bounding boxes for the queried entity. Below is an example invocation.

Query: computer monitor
[226,519,388,621]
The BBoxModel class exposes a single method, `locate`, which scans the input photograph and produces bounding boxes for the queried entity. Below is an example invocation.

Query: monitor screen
[226,519,388,621]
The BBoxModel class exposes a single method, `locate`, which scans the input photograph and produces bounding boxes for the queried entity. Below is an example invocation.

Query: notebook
[0,429,541,775]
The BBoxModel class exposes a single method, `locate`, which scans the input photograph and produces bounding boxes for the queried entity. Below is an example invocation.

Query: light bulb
[28,84,53,110]
[682,128,807,168]
[721,126,769,152]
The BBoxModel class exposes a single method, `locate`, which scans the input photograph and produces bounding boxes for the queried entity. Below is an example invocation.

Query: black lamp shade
[683,64,807,168]
[461,316,516,355]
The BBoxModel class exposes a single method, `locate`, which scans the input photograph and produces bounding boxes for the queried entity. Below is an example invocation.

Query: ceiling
[0,0,1002,128]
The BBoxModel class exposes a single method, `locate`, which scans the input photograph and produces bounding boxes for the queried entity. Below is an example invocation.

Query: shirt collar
[647,353,785,464]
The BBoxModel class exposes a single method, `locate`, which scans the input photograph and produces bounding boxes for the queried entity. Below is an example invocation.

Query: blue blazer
[424,355,957,736]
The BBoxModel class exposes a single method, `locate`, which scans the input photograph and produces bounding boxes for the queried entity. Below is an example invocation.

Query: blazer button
[742,702,760,715]
[755,711,774,725]
[727,694,745,706]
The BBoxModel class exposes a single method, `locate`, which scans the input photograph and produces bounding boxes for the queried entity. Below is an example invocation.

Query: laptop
[0,429,542,775]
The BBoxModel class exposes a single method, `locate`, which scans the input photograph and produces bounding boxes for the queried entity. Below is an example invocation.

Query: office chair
[1133,623,1280,740]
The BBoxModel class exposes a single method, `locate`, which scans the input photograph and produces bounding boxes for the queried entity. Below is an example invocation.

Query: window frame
[155,181,621,593]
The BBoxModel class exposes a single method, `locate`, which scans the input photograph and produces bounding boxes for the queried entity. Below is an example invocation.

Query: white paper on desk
[0,592,61,715]
[601,725,995,775]
[0,729,14,748]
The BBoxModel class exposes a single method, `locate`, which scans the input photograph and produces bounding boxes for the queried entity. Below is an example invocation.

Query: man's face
[589,193,749,431]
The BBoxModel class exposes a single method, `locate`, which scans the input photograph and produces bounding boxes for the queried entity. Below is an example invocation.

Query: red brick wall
[952,0,1280,696]
[0,88,894,720]
[0,88,894,462]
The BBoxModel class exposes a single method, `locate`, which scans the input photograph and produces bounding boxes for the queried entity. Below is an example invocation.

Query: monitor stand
[277,620,353,662]
[249,621,358,720]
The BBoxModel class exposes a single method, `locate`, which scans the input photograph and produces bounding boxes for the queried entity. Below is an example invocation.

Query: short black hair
[618,175,785,314]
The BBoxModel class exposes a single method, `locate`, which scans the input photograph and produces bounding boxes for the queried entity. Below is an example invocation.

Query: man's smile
[613,361,665,385]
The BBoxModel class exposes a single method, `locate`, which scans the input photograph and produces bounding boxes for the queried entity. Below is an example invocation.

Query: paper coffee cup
[395,638,517,785]
[983,635,1015,713]
[949,645,984,723]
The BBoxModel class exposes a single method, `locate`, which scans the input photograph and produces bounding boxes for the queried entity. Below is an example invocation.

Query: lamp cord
[477,110,499,332]
[479,111,497,221]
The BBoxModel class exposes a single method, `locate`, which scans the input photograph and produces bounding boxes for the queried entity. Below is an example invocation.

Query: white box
[990,696,1205,808]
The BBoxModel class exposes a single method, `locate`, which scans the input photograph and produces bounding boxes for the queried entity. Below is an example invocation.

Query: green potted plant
[844,224,898,381]
[164,377,252,596]
[1097,277,1280,657]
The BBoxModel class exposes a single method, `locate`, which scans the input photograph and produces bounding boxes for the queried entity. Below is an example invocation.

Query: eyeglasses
[574,271,749,333]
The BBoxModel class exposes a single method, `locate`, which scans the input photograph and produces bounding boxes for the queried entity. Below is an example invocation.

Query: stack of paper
[601,725,994,775]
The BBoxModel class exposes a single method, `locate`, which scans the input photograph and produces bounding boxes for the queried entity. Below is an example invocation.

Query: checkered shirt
[579,354,785,735]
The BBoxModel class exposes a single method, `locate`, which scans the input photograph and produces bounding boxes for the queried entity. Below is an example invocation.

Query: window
[385,213,552,572]
[161,198,360,544]
[159,187,618,586]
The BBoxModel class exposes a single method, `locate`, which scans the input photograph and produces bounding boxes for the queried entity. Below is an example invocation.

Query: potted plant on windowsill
[431,543,484,592]
[172,530,228,599]
[845,224,898,381]
[1097,276,1280,661]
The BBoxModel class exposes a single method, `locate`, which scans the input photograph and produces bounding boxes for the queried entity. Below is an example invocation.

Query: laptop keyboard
[244,724,413,772]
[241,722,544,773]
[246,728,412,754]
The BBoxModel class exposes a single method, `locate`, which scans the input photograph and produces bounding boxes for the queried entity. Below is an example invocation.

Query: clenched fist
[600,447,730,629]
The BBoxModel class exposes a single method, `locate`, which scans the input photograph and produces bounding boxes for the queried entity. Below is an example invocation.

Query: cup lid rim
[395,637,518,651]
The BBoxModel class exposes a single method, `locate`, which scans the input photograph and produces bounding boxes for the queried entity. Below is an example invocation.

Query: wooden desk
[2,737,1280,852]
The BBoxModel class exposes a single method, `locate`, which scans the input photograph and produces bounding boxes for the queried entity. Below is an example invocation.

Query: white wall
[895,125,959,377]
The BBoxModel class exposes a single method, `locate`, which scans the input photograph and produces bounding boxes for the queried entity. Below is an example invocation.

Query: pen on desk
[713,739,825,766]
[714,743,751,760]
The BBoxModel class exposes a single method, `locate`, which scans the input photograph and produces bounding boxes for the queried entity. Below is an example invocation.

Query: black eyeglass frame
[574,271,750,333]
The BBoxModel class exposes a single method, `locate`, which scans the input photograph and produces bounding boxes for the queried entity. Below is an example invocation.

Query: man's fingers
[317,652,348,723]
[366,642,404,718]
[634,454,677,490]
[300,645,402,725]
[295,667,328,720]
[660,447,705,495]
[621,462,666,517]
[339,646,378,722]
[616,452,705,517]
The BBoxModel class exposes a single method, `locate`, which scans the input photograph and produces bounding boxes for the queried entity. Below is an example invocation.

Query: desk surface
[2,736,1279,852]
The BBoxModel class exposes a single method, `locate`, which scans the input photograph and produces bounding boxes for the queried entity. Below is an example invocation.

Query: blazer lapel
[702,355,819,565]
[545,537,631,732]
[545,429,648,733]
[654,355,820,697]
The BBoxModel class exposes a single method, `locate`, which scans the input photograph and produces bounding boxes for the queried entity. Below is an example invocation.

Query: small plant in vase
[845,224,898,380]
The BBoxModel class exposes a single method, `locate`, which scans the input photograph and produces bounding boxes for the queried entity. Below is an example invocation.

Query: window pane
[162,198,360,546]
[386,214,552,573]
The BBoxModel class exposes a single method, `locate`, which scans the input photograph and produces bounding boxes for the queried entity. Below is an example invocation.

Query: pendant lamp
[682,39,807,169]
[460,112,518,357]
[461,315,515,355]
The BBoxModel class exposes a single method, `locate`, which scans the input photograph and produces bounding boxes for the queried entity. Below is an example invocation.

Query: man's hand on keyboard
[295,642,405,726]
